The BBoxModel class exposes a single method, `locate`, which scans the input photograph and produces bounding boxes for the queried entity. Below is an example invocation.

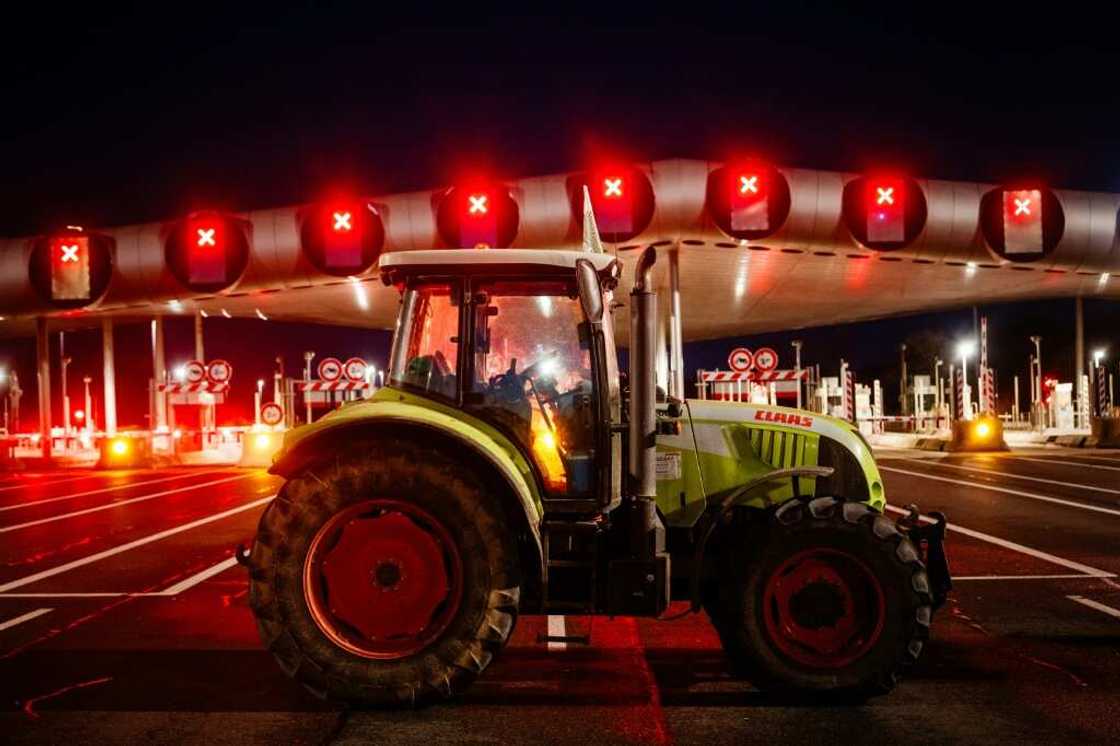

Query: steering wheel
[488,359,525,403]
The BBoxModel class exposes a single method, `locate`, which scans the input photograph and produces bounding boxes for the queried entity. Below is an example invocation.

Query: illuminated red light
[468,194,489,215]
[866,178,905,243]
[739,175,759,195]
[332,211,353,232]
[59,243,80,263]
[196,227,217,247]
[603,177,624,198]
[1002,188,1043,254]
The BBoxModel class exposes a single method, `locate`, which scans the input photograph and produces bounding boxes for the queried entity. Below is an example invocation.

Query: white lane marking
[0,607,53,631]
[1010,456,1120,473]
[0,556,244,598]
[956,574,1118,581]
[0,474,255,533]
[903,458,1120,496]
[0,474,104,493]
[157,556,239,596]
[0,469,234,512]
[0,495,274,593]
[881,466,1120,518]
[1068,595,1120,620]
[882,504,1114,578]
[547,615,567,651]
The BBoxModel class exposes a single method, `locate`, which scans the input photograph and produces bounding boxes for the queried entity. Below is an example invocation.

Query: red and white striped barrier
[698,369,808,383]
[157,382,230,394]
[296,380,372,392]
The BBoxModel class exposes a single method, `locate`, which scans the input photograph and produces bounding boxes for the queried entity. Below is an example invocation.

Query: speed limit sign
[318,357,343,382]
[184,360,207,384]
[206,359,233,384]
[753,347,779,372]
[260,402,284,426]
[728,347,754,372]
[343,357,368,382]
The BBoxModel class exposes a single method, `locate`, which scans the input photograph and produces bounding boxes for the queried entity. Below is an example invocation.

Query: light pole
[0,367,7,432]
[899,343,909,417]
[1030,335,1042,408]
[958,339,976,420]
[933,357,943,427]
[255,379,265,426]
[61,355,72,434]
[82,376,92,434]
[791,340,803,409]
[303,351,315,425]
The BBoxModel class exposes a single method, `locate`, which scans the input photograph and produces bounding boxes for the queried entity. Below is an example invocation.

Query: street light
[958,340,976,420]
[1094,348,1106,367]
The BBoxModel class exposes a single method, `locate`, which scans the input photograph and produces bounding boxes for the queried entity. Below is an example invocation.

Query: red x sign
[876,186,895,206]
[60,243,80,263]
[603,178,623,198]
[739,175,759,195]
[468,194,489,215]
[332,211,352,231]
[1014,197,1031,216]
[196,228,216,247]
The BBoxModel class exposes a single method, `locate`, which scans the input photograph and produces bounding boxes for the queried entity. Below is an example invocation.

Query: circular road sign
[754,347,779,372]
[343,357,368,382]
[728,347,754,372]
[184,360,207,384]
[260,402,284,426]
[206,359,233,384]
[318,357,343,382]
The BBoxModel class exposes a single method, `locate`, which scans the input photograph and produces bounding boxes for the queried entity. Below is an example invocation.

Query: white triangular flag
[582,185,604,253]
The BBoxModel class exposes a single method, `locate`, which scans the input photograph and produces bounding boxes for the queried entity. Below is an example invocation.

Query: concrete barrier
[1091,417,1120,448]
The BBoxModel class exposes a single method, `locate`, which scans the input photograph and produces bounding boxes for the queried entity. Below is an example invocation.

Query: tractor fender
[270,401,545,584]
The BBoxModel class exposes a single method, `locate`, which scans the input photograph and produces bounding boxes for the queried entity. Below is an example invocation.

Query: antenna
[582,185,604,253]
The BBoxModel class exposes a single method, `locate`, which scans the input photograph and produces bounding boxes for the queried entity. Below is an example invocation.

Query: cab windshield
[467,280,596,496]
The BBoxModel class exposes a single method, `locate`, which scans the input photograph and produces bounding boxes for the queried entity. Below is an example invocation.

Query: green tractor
[244,238,950,706]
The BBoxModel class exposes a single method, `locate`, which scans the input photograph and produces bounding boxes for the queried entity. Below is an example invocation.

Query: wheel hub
[305,500,463,659]
[762,548,886,669]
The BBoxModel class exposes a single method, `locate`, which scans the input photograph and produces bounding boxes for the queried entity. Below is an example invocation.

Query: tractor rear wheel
[247,439,521,707]
[709,497,932,699]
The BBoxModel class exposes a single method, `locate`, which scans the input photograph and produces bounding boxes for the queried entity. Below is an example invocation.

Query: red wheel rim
[761,548,886,669]
[303,499,463,660]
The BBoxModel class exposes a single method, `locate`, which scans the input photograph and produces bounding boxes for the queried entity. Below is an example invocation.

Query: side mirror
[575,259,604,324]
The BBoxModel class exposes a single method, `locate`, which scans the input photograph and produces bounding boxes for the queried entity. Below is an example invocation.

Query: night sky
[2,5,1118,427]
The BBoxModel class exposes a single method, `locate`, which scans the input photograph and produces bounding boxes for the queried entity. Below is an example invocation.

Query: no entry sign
[753,347,779,372]
[343,357,368,382]
[206,359,233,384]
[728,347,754,372]
[260,402,284,426]
[318,357,343,382]
[184,360,206,384]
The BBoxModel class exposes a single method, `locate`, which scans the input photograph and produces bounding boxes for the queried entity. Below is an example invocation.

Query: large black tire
[247,438,521,707]
[707,497,932,699]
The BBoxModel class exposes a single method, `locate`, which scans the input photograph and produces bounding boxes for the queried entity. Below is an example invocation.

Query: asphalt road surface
[1,449,1119,745]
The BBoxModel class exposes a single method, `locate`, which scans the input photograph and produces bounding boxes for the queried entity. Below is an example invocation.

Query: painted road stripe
[157,556,239,595]
[0,469,234,513]
[1068,595,1120,621]
[956,574,1117,581]
[883,505,1114,578]
[882,466,1120,518]
[0,608,53,631]
[0,474,104,493]
[547,615,567,651]
[1009,456,1120,473]
[0,556,245,599]
[0,473,255,533]
[903,459,1120,496]
[0,495,274,593]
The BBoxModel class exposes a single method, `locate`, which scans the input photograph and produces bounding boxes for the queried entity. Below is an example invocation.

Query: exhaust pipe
[628,247,660,558]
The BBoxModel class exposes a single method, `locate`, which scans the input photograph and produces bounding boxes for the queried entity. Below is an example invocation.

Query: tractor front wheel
[247,440,521,707]
[710,496,932,699]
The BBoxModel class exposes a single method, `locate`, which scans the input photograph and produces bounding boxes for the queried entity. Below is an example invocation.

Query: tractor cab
[380,249,624,509]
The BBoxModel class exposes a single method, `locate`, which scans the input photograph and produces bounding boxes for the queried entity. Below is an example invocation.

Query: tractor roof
[379,249,620,285]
